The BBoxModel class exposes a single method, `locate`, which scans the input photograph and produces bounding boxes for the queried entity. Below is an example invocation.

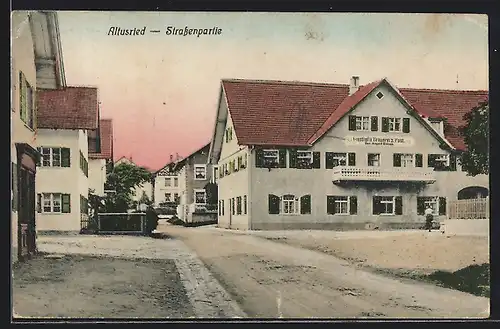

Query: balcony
[332,166,436,184]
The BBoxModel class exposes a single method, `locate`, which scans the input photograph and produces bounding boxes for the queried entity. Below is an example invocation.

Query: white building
[208,77,489,230]
[35,86,99,232]
[88,118,114,197]
[173,143,214,222]
[114,156,153,204]
[153,160,182,207]
[11,11,66,261]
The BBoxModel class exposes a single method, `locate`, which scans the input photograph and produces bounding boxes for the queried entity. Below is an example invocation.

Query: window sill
[39,212,66,215]
[278,213,301,216]
[194,178,207,181]
[377,213,397,216]
[330,213,351,216]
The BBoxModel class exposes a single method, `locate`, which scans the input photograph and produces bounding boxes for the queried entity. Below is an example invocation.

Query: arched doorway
[457,186,489,200]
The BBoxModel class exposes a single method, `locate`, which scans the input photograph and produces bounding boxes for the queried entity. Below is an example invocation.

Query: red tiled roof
[89,119,113,160]
[36,87,99,130]
[399,88,488,151]
[222,79,349,146]
[222,79,488,151]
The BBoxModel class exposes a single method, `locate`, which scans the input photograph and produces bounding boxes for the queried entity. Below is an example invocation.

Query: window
[213,167,219,182]
[174,193,179,203]
[376,91,384,99]
[263,149,279,165]
[38,147,71,167]
[39,193,71,213]
[325,152,356,169]
[232,198,235,215]
[241,155,247,169]
[165,193,172,202]
[373,196,403,215]
[79,151,88,177]
[225,127,233,143]
[236,196,242,215]
[194,165,207,180]
[80,195,88,215]
[388,117,402,132]
[327,196,357,215]
[367,153,380,167]
[174,177,179,187]
[221,199,225,216]
[355,116,370,131]
[297,151,313,167]
[268,194,311,215]
[256,149,286,168]
[428,154,450,168]
[243,195,247,215]
[165,178,171,187]
[417,196,447,216]
[19,71,35,129]
[400,154,413,167]
[195,190,206,204]
[289,150,320,169]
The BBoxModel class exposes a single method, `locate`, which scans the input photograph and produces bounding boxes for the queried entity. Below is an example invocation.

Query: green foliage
[139,191,152,205]
[204,182,218,205]
[103,163,153,212]
[459,102,489,176]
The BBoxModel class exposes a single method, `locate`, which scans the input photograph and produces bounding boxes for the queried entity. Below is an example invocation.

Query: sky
[56,12,489,171]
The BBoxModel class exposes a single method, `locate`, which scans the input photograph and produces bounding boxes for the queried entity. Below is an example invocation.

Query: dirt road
[157,224,489,319]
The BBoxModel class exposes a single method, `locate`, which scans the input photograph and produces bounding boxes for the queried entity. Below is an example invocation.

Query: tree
[204,182,218,212]
[103,163,153,212]
[459,101,489,176]
[139,191,152,206]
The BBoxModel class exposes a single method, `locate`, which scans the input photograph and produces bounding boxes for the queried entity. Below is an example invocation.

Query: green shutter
[19,72,27,123]
[312,152,321,169]
[11,162,18,211]
[325,152,334,169]
[393,153,401,167]
[62,194,71,213]
[255,149,264,168]
[349,196,358,215]
[348,115,356,131]
[395,196,403,215]
[449,154,457,171]
[415,154,423,167]
[327,196,335,215]
[61,148,71,167]
[439,197,447,215]
[348,153,356,166]
[428,154,436,168]
[381,117,389,132]
[300,195,311,214]
[372,196,381,215]
[278,149,287,168]
[402,118,410,133]
[289,149,297,168]
[371,116,378,131]
[268,194,280,214]
[37,193,42,213]
[417,197,425,215]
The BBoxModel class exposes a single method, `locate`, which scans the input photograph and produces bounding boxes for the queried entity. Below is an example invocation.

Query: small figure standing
[424,205,434,232]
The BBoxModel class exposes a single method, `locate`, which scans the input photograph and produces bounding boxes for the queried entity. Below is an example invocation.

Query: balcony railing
[332,166,436,183]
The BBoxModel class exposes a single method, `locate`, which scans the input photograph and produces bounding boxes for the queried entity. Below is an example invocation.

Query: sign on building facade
[344,135,415,147]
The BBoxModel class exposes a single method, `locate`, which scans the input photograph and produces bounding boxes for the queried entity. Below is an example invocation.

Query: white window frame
[334,196,349,215]
[164,177,172,187]
[434,154,450,167]
[422,196,439,215]
[173,177,179,187]
[42,193,62,213]
[165,193,171,202]
[355,116,370,131]
[194,164,207,180]
[400,153,414,168]
[367,153,380,167]
[297,150,313,165]
[388,117,402,132]
[263,149,279,164]
[332,153,347,167]
[281,195,299,215]
[40,147,62,167]
[194,189,206,205]
[380,196,395,215]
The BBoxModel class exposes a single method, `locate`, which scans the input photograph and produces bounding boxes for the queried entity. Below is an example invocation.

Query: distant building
[114,156,153,204]
[153,159,182,207]
[88,118,114,197]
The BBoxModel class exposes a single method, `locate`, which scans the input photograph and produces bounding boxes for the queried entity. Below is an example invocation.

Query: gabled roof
[36,86,99,130]
[173,142,211,171]
[219,78,488,151]
[89,119,113,160]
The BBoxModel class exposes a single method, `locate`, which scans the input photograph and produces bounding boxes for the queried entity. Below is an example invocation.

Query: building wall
[11,11,38,257]
[246,83,489,230]
[154,173,181,206]
[89,158,106,196]
[35,129,87,231]
[132,181,153,203]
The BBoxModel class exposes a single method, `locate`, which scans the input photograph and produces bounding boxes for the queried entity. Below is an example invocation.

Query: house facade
[88,118,114,197]
[208,77,489,230]
[173,143,213,222]
[35,87,99,232]
[11,11,66,260]
[114,156,153,204]
[153,161,182,207]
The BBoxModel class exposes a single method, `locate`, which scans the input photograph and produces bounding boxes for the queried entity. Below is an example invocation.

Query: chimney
[170,154,174,162]
[349,76,360,95]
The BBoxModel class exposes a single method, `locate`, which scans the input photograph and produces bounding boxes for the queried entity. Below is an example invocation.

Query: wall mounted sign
[344,135,415,147]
